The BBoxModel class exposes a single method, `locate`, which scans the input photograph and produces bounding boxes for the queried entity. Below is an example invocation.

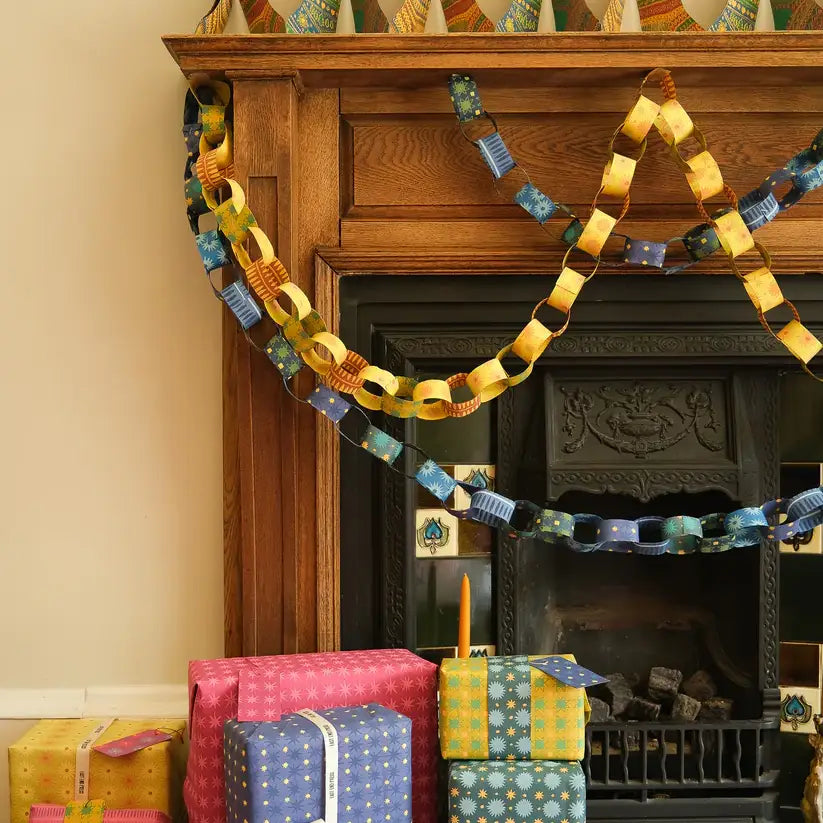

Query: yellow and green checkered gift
[439,654,591,761]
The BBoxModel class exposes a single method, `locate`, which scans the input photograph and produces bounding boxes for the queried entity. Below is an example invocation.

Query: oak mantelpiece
[164,34,823,658]
[164,32,823,83]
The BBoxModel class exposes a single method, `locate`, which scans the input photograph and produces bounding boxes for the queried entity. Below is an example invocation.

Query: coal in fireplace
[338,272,823,822]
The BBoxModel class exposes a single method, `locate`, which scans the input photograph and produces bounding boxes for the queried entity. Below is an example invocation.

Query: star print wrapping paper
[448,760,586,823]
[224,704,412,823]
[9,719,186,823]
[185,649,438,823]
[439,655,591,761]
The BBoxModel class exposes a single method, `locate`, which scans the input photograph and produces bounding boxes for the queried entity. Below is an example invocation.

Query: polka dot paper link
[184,70,823,430]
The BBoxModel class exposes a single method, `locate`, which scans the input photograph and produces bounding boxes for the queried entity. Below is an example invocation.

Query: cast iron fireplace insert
[338,272,823,822]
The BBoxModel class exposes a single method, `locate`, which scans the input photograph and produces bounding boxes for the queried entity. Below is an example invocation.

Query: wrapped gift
[9,719,186,823]
[224,703,412,823]
[186,649,438,823]
[440,655,592,760]
[29,805,170,823]
[448,760,587,823]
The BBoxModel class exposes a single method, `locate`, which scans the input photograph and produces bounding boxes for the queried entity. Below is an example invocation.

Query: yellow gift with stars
[8,718,186,823]
[439,654,593,761]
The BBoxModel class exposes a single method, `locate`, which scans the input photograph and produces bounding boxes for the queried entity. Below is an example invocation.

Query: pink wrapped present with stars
[184,648,439,823]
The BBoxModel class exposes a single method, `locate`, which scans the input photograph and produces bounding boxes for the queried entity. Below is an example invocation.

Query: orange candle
[458,573,471,658]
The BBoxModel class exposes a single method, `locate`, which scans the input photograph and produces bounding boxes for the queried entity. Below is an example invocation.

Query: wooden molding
[164,33,823,83]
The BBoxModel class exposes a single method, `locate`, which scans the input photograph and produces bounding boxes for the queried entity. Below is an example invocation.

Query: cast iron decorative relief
[560,382,723,458]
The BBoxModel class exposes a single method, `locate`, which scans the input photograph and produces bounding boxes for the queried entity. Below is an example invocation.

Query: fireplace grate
[584,719,779,799]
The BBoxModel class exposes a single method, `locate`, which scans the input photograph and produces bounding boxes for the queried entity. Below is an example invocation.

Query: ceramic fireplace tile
[453,464,496,510]
[415,508,459,557]
[780,685,822,733]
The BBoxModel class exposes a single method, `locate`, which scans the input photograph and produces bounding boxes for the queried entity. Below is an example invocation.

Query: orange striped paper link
[621,96,661,143]
[576,209,616,257]
[548,268,586,314]
[714,211,755,258]
[655,99,694,146]
[777,320,823,364]
[742,268,783,314]
[466,357,510,402]
[601,154,637,198]
[685,151,724,201]
[442,373,482,418]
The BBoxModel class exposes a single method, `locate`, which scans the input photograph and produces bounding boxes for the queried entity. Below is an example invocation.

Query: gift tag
[93,729,172,757]
[530,656,608,688]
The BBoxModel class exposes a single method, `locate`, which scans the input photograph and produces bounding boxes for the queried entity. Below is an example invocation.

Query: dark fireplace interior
[338,272,823,822]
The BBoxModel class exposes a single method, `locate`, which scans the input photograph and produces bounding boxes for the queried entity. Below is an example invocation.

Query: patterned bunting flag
[287,0,341,32]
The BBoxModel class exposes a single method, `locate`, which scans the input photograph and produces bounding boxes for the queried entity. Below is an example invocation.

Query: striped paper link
[361,424,403,465]
[416,460,457,502]
[265,333,304,379]
[448,75,485,122]
[476,133,516,179]
[773,487,823,541]
[221,280,262,329]
[514,183,556,223]
[468,490,516,529]
[738,188,780,232]
[496,0,541,30]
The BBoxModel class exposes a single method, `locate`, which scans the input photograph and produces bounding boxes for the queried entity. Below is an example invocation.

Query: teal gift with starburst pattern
[448,760,586,823]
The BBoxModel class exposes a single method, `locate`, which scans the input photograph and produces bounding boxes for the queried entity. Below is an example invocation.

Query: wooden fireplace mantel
[163,33,823,657]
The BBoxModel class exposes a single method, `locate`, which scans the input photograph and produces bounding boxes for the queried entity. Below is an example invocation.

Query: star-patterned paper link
[186,650,438,823]
[306,385,351,423]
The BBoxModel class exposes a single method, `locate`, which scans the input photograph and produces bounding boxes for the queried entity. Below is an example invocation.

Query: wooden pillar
[224,75,340,657]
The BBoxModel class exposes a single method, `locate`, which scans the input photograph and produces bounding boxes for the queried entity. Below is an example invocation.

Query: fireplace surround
[161,33,823,822]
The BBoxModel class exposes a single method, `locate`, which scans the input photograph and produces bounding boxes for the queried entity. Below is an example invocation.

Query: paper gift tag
[93,729,172,757]
[530,656,609,688]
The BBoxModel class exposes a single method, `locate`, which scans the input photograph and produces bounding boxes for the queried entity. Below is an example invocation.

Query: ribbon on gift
[297,709,339,823]
[74,720,114,801]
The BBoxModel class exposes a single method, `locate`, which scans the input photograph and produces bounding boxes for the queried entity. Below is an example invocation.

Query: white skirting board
[0,685,188,719]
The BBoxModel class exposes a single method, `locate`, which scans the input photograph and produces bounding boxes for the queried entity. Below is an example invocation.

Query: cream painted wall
[0,1,228,692]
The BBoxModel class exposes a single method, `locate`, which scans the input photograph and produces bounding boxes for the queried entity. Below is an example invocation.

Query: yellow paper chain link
[195,69,822,421]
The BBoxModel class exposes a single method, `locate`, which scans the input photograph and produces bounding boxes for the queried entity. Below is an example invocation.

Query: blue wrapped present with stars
[224,703,412,823]
[448,760,586,823]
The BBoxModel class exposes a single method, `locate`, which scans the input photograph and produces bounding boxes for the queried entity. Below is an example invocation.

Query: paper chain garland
[186,71,823,441]
[181,72,823,556]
